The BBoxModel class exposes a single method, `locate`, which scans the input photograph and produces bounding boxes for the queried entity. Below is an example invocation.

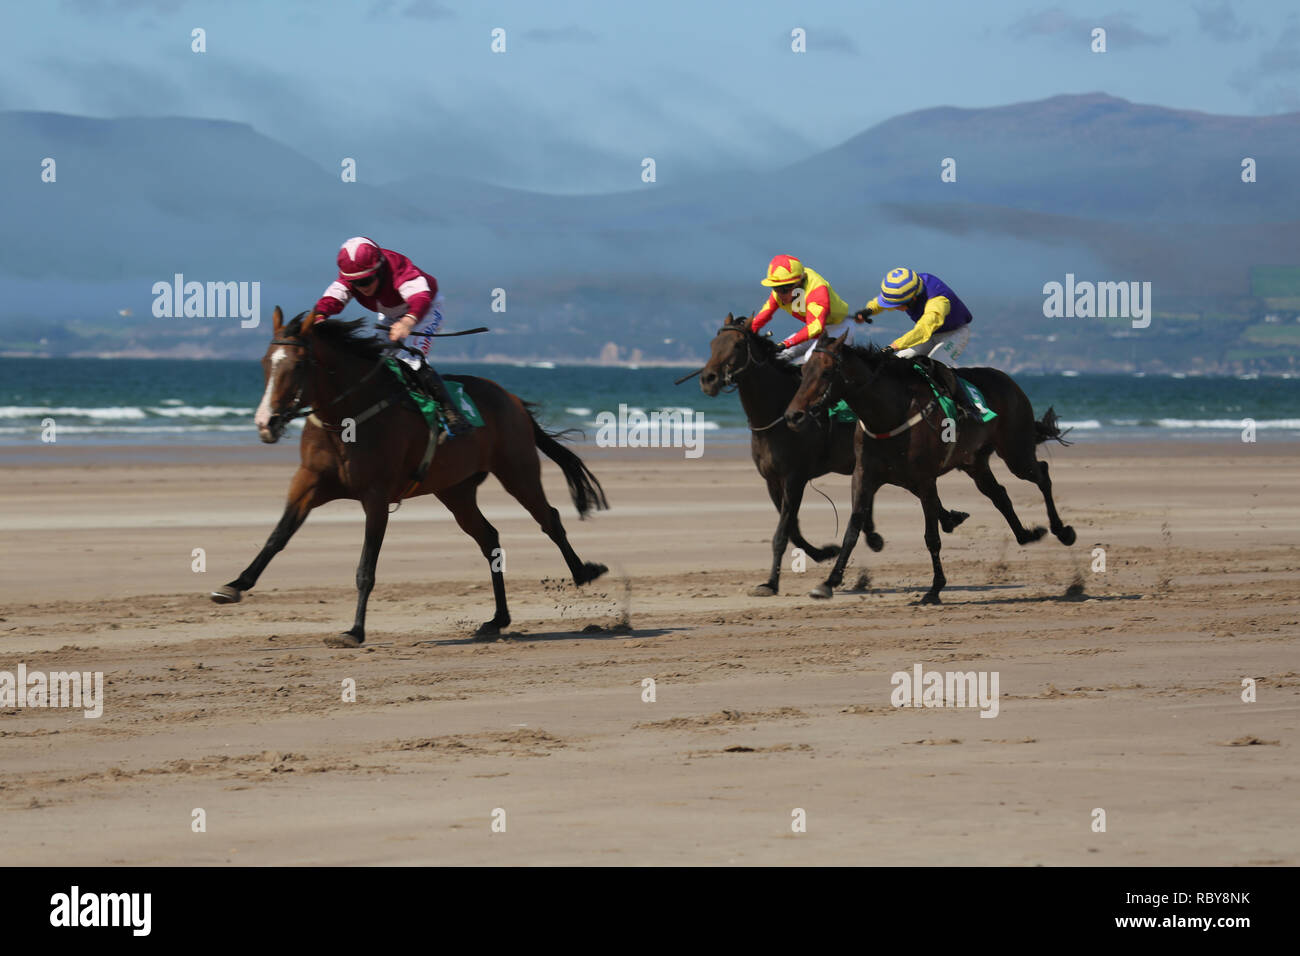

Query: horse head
[700,312,785,396]
[254,306,314,443]
[783,330,851,431]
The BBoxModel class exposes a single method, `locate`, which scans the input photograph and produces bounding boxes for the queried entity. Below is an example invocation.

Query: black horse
[784,332,1075,603]
[699,313,967,595]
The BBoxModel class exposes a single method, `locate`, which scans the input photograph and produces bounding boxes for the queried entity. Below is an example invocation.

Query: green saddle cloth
[912,363,997,423]
[384,359,485,432]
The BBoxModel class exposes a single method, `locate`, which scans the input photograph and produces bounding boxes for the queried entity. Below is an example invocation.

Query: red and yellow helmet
[761,254,805,287]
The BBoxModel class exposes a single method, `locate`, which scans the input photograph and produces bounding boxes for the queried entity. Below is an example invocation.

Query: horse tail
[527,405,610,518]
[1035,406,1074,446]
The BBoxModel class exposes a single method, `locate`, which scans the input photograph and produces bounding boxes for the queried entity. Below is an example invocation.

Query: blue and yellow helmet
[879,267,922,307]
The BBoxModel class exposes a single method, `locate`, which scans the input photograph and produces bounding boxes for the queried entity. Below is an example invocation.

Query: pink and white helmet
[337,236,384,280]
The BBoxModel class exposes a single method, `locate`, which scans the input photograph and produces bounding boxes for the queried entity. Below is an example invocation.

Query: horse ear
[724,312,735,324]
[272,306,283,332]
[827,329,848,350]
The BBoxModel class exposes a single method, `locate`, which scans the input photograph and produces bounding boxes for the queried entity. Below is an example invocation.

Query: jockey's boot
[932,360,978,420]
[414,363,471,437]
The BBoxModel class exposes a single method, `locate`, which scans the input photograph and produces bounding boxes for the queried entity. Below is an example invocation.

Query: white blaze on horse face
[255,348,287,429]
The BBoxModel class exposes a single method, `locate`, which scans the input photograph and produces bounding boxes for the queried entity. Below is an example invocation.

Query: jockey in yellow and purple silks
[856,268,973,362]
[855,267,977,413]
[751,255,864,364]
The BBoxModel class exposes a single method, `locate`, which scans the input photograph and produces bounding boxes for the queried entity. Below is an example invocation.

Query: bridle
[267,335,392,431]
[713,325,760,390]
[710,325,790,432]
[799,341,857,419]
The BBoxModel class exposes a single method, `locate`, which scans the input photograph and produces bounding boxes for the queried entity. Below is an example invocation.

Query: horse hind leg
[437,476,511,637]
[1004,453,1075,546]
[965,452,1047,545]
[494,462,607,588]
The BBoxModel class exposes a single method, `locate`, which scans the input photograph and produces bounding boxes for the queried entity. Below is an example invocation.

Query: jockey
[751,255,866,364]
[856,267,977,416]
[310,237,469,436]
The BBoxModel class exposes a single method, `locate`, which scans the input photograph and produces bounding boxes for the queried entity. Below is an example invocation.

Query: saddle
[910,355,962,409]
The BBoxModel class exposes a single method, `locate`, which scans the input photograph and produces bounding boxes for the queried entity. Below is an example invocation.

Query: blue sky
[5,0,1298,192]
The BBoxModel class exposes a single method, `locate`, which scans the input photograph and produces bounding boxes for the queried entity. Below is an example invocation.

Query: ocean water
[1,357,1298,446]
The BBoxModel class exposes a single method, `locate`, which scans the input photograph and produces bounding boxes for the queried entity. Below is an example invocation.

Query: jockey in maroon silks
[311,236,469,435]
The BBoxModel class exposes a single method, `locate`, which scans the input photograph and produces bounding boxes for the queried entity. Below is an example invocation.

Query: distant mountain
[790,93,1300,224]
[1,95,1297,369]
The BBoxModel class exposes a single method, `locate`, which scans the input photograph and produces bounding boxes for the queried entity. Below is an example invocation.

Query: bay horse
[210,307,608,646]
[699,313,967,595]
[783,331,1075,603]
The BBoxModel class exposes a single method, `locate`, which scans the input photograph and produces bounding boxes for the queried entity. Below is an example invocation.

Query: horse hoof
[324,632,363,648]
[808,545,840,562]
[919,592,942,605]
[866,533,884,552]
[1018,527,1048,545]
[749,584,778,597]
[809,584,834,600]
[577,562,609,586]
[210,586,242,604]
[474,621,502,641]
[944,511,970,532]
[1058,526,1077,546]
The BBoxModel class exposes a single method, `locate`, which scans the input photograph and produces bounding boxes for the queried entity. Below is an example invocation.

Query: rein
[713,326,790,432]
[269,336,397,431]
[821,347,934,441]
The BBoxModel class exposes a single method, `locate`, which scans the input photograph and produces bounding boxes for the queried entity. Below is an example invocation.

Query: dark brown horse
[784,332,1074,603]
[211,308,608,645]
[699,313,967,595]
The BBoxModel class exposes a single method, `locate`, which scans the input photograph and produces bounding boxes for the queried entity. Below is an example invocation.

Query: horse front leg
[785,478,840,564]
[755,477,822,597]
[211,467,330,604]
[326,493,390,648]
[752,476,787,596]
[919,486,947,604]
[809,467,871,599]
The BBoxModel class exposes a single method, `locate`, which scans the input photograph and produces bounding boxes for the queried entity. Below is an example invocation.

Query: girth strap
[307,391,439,500]
[400,428,439,499]
[858,399,936,440]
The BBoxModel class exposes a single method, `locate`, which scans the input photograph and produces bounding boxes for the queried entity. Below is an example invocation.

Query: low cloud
[1009,7,1168,46]
[1193,3,1253,42]
[522,27,600,44]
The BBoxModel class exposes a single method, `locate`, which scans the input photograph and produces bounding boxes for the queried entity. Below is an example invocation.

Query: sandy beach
[0,437,1296,865]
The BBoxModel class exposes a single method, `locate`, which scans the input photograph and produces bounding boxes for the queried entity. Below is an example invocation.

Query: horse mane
[827,339,912,378]
[724,316,801,383]
[290,312,389,361]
